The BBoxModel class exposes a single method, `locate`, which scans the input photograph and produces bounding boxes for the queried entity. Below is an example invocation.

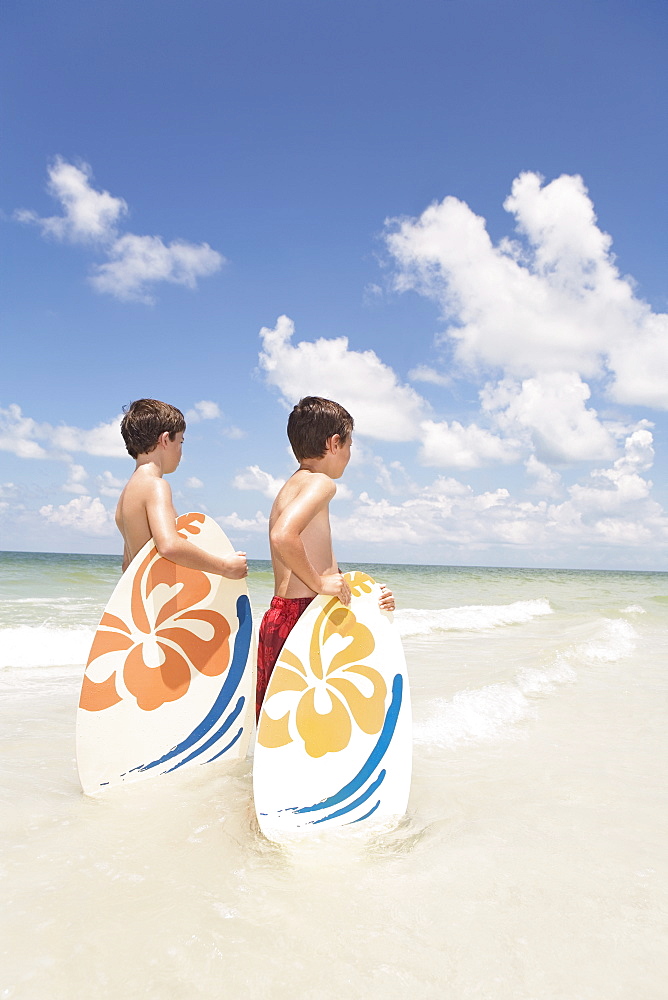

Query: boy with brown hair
[116,398,247,579]
[256,395,394,718]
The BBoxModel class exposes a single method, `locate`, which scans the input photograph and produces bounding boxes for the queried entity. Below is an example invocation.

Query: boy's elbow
[269,526,283,550]
[155,540,178,562]
[270,526,291,553]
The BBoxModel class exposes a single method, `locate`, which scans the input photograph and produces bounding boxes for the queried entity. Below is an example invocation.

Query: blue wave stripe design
[312,769,386,825]
[347,800,381,824]
[293,673,403,815]
[204,726,244,763]
[163,696,245,772]
[135,594,252,773]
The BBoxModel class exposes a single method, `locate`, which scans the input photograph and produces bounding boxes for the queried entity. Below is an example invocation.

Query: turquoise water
[1,551,667,998]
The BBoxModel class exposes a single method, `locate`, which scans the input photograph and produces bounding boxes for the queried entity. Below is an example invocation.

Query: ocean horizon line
[1,548,666,577]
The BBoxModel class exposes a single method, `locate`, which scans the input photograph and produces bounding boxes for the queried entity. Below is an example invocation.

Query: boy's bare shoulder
[122,467,171,501]
[116,468,171,523]
[277,470,336,503]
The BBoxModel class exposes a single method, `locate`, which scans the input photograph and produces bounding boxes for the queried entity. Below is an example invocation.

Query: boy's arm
[147,479,247,578]
[270,475,350,604]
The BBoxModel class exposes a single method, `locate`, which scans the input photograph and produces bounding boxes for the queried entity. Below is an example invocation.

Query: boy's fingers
[378,584,395,611]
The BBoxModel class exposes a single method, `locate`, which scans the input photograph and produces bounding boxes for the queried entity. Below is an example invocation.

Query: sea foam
[576,617,637,663]
[414,616,638,750]
[0,625,94,669]
[395,598,552,638]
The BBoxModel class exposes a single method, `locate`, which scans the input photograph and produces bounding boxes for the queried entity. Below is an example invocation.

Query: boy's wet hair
[287,396,354,461]
[120,399,186,459]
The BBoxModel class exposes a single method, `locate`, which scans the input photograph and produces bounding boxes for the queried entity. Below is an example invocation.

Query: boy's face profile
[330,433,352,479]
[160,430,184,473]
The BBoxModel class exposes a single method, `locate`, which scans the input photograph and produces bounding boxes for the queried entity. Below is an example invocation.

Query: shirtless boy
[116,398,247,579]
[256,395,394,718]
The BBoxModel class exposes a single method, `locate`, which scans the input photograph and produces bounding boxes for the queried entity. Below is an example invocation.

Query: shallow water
[1,553,667,999]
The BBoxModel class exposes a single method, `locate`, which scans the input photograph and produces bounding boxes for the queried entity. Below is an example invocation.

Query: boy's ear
[158,431,171,448]
[327,434,341,452]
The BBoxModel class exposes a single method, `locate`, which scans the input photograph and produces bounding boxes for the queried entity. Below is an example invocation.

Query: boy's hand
[320,572,351,606]
[378,584,395,613]
[221,552,248,579]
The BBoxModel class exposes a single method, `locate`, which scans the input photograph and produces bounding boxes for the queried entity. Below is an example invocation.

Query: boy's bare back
[116,399,247,580]
[270,469,342,599]
[116,466,177,569]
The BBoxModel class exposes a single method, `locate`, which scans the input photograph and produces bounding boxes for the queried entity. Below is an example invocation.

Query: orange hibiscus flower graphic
[80,514,231,713]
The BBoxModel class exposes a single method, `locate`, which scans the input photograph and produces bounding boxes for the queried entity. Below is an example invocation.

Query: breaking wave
[396,599,553,638]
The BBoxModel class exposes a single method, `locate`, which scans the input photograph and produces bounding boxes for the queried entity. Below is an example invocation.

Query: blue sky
[2,0,667,568]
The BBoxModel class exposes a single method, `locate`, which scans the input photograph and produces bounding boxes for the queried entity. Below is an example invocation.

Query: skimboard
[76,512,255,794]
[253,571,412,840]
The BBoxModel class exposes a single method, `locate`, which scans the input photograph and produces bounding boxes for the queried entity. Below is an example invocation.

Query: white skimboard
[253,572,412,840]
[76,513,255,794]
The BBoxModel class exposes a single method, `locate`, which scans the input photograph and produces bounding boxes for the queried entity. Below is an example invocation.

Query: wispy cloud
[217,510,269,533]
[96,471,125,498]
[0,404,126,460]
[16,158,224,303]
[233,465,285,499]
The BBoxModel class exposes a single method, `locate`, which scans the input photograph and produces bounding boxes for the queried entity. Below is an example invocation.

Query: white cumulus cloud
[480,372,618,463]
[258,315,428,442]
[90,233,222,304]
[185,400,223,423]
[524,456,562,497]
[39,495,115,536]
[0,405,126,460]
[17,158,224,304]
[49,415,127,457]
[15,158,127,243]
[386,171,668,409]
[0,405,49,458]
[62,464,89,494]
[419,419,521,469]
[331,426,668,557]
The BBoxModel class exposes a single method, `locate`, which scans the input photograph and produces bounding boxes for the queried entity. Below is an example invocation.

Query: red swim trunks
[256,596,314,720]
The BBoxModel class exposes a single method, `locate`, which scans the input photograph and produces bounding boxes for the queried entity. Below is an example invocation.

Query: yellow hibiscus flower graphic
[258,588,387,758]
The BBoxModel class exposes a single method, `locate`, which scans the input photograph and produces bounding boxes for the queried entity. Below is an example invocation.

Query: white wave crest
[414,683,532,748]
[413,656,578,750]
[0,625,94,669]
[414,616,637,750]
[576,618,637,663]
[396,598,552,638]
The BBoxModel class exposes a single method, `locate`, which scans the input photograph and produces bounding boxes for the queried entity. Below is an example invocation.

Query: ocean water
[1,551,667,999]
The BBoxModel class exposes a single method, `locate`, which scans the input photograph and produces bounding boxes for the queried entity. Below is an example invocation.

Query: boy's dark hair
[120,399,186,459]
[287,396,354,461]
